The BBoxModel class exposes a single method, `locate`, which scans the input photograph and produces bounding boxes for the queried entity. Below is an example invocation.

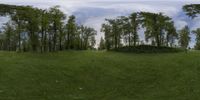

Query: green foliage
[179,26,190,49]
[139,12,177,47]
[183,4,200,18]
[113,45,182,53]
[101,12,177,51]
[66,15,77,49]
[192,28,200,50]
[98,37,106,50]
[0,4,97,52]
[101,23,112,50]
[1,21,16,51]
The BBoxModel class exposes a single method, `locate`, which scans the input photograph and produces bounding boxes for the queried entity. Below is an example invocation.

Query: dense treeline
[1,4,200,52]
[183,4,200,50]
[99,4,200,51]
[0,4,96,52]
[100,12,186,50]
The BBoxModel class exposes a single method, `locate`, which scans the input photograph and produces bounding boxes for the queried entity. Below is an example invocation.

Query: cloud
[175,20,188,30]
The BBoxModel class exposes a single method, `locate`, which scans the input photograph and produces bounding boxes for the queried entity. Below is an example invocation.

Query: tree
[98,37,105,50]
[11,8,26,52]
[81,26,97,49]
[120,13,140,47]
[179,26,190,49]
[49,6,66,51]
[101,23,112,50]
[130,13,140,46]
[66,15,76,49]
[183,4,200,50]
[183,4,200,19]
[103,18,123,49]
[139,12,173,47]
[90,36,96,49]
[165,21,178,47]
[39,9,50,52]
[0,33,5,50]
[0,4,97,52]
[192,28,200,50]
[24,6,41,52]
[120,16,132,47]
[2,21,16,51]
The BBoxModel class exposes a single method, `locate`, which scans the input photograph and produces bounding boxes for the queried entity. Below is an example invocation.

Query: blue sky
[0,0,200,47]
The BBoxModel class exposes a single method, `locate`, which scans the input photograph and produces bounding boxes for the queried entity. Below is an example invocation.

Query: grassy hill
[0,51,200,100]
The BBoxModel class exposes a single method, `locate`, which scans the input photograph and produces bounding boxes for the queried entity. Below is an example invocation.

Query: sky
[0,0,200,47]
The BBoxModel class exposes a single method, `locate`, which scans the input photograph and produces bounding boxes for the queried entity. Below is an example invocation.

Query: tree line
[0,4,200,52]
[99,4,200,50]
[0,4,96,52]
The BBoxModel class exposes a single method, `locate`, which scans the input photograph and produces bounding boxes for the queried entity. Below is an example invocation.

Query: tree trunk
[128,33,131,47]
[18,24,21,52]
[41,28,44,53]
[156,34,160,47]
[48,33,52,52]
[53,23,57,52]
[114,35,117,49]
[67,32,70,49]
[59,36,62,51]
[43,31,47,52]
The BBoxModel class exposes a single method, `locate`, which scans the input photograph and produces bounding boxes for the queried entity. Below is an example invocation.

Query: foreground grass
[0,51,200,100]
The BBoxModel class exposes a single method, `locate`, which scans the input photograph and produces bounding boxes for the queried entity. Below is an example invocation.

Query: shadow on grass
[109,45,183,54]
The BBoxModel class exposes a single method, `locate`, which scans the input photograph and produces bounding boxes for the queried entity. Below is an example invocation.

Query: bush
[111,45,183,53]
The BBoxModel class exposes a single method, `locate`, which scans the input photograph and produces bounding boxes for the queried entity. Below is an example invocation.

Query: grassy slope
[0,51,200,100]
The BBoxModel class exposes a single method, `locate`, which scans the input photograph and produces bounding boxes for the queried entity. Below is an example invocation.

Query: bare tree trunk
[128,33,131,47]
[59,36,62,51]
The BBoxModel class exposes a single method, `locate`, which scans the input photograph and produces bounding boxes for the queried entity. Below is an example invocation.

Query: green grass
[0,51,200,100]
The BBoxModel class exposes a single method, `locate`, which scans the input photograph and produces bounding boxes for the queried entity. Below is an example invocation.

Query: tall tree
[105,18,123,49]
[120,16,132,47]
[11,8,26,52]
[49,6,66,51]
[39,9,50,52]
[101,23,112,50]
[192,28,200,50]
[98,37,106,50]
[2,21,15,51]
[139,12,173,47]
[165,21,178,47]
[130,13,140,46]
[24,6,41,51]
[179,26,190,49]
[81,26,97,49]
[183,4,200,49]
[66,15,76,49]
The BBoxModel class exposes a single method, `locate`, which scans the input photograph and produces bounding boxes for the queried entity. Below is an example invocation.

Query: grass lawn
[0,51,200,100]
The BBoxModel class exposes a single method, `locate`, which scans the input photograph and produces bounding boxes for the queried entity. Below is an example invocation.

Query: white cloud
[175,20,188,30]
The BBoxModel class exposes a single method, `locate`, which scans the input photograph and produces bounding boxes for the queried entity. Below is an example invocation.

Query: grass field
[0,51,200,100]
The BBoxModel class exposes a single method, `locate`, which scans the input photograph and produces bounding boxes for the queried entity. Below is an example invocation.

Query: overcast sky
[0,0,200,47]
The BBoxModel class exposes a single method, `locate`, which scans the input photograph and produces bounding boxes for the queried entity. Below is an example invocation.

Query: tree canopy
[1,4,200,52]
[0,4,97,52]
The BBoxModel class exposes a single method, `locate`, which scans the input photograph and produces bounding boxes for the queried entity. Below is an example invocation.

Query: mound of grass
[113,45,183,53]
[0,51,200,100]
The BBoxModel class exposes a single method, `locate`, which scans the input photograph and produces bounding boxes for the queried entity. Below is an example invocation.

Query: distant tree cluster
[0,4,96,52]
[101,12,180,50]
[100,4,200,50]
